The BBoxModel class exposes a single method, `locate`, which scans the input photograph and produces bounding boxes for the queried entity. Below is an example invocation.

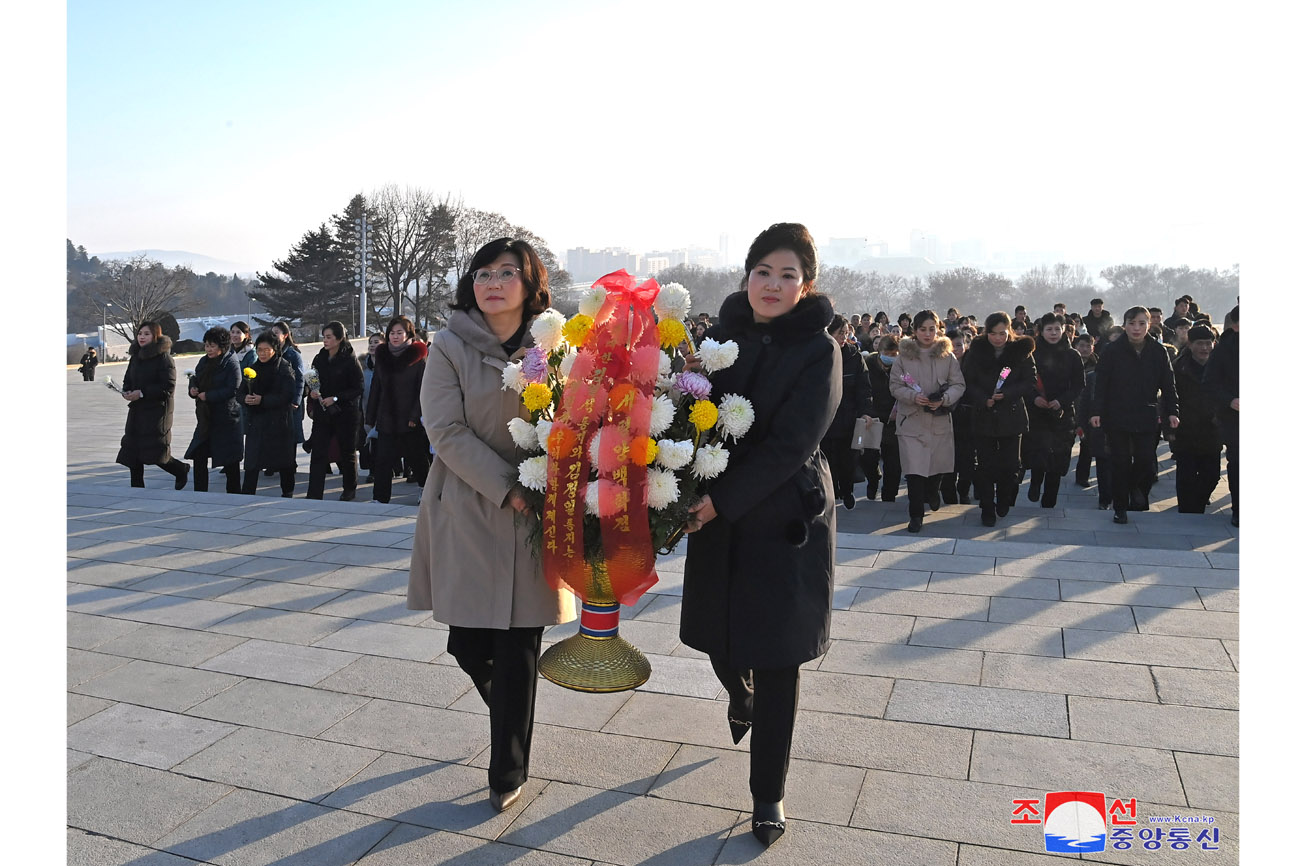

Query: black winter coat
[115,336,177,466]
[79,352,99,373]
[681,291,841,669]
[1170,352,1221,455]
[962,335,1037,439]
[1082,310,1113,338]
[1201,329,1239,443]
[184,350,243,466]
[826,343,872,437]
[236,354,297,470]
[366,340,428,434]
[1023,338,1084,473]
[863,352,899,445]
[306,346,365,454]
[1092,334,1178,433]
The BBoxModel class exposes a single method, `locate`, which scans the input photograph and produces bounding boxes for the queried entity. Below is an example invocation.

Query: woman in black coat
[365,315,430,503]
[962,311,1037,526]
[78,347,99,381]
[305,321,365,501]
[682,223,841,848]
[820,314,872,509]
[860,335,902,501]
[1024,313,1084,509]
[1170,323,1222,513]
[237,331,298,497]
[183,326,243,494]
[1088,306,1179,524]
[115,322,189,489]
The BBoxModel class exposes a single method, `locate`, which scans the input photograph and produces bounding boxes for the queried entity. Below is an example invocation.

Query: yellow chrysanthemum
[689,399,718,432]
[562,314,594,347]
[522,383,553,413]
[630,436,658,466]
[242,367,257,379]
[658,318,687,350]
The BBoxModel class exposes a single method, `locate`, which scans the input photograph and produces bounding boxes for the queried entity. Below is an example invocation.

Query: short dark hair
[741,222,819,293]
[322,321,355,356]
[827,314,847,335]
[1038,312,1064,329]
[1014,305,1026,313]
[1053,302,1066,310]
[984,311,1012,332]
[1224,305,1239,326]
[912,309,940,330]
[203,326,232,352]
[1148,306,1163,315]
[1073,333,1094,345]
[385,316,417,340]
[877,334,899,352]
[254,330,280,354]
[452,238,550,316]
[1091,298,1104,306]
[1122,305,1149,324]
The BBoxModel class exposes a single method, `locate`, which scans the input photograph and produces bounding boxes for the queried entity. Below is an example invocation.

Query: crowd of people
[95,227,1239,850]
[812,295,1239,528]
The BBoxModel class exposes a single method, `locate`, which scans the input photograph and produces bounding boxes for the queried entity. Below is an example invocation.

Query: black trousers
[1105,430,1158,513]
[822,435,856,501]
[1075,438,1092,484]
[242,466,294,496]
[709,656,800,802]
[447,625,545,794]
[1173,449,1222,513]
[973,434,1022,510]
[372,429,429,503]
[1224,435,1238,517]
[307,446,357,499]
[904,474,942,520]
[127,458,186,488]
[860,429,902,500]
[190,443,240,494]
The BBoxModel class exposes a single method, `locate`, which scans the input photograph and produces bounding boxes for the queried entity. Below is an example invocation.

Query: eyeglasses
[473,267,521,286]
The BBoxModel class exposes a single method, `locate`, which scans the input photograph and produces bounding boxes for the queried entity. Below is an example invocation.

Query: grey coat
[406,310,577,629]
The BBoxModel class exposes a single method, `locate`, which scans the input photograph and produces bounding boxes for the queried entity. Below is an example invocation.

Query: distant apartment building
[565,247,644,282]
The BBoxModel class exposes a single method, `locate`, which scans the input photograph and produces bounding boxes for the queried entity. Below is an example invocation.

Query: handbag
[852,416,884,450]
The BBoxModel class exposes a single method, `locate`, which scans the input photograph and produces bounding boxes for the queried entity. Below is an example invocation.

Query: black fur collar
[717,290,835,343]
[964,333,1034,372]
[127,335,172,360]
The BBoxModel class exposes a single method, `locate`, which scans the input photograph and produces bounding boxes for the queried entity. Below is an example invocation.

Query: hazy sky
[67,0,1250,272]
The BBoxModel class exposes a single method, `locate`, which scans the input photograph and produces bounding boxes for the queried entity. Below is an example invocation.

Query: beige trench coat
[407,309,577,629]
[889,335,966,477]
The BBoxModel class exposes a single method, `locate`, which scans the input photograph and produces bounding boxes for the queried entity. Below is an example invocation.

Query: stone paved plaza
[67,359,1239,864]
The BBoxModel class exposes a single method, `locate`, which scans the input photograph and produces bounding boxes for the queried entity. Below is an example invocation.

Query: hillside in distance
[92,248,262,278]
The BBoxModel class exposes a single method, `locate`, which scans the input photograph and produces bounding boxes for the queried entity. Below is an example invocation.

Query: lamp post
[353,215,373,337]
[101,302,113,357]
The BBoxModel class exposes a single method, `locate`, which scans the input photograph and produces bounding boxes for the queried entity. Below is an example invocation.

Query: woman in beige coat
[889,309,966,532]
[408,238,576,812]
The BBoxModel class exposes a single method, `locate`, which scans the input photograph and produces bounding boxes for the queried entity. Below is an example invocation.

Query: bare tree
[81,254,194,343]
[368,185,457,331]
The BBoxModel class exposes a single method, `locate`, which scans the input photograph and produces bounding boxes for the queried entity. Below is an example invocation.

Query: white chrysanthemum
[558,348,579,379]
[658,351,673,378]
[585,479,625,517]
[692,442,729,480]
[648,394,676,437]
[578,287,607,318]
[587,429,603,468]
[508,417,539,451]
[646,468,680,509]
[717,393,755,441]
[530,309,566,353]
[517,455,548,492]
[654,439,694,471]
[534,419,553,455]
[501,361,525,393]
[655,282,691,321]
[697,338,740,374]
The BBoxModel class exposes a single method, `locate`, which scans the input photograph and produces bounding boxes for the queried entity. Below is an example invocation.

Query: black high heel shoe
[489,785,522,812]
[752,799,786,847]
[727,697,752,744]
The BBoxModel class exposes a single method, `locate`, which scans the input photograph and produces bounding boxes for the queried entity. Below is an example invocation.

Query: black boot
[752,800,786,847]
[1027,469,1042,502]
[1041,473,1061,509]
[905,475,925,532]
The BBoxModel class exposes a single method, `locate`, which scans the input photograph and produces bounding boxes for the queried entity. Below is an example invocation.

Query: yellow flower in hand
[658,318,687,350]
[242,367,257,379]
[522,383,553,413]
[689,399,718,432]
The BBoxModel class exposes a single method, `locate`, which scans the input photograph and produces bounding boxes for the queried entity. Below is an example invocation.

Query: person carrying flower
[236,330,298,496]
[406,238,576,813]
[681,223,841,848]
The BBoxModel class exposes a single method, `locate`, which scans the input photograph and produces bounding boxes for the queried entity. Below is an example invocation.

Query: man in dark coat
[1072,333,1099,486]
[78,347,99,381]
[1202,306,1239,525]
[1081,298,1113,339]
[820,315,872,509]
[1089,307,1179,523]
[115,327,189,488]
[1169,324,1222,513]
[184,327,243,494]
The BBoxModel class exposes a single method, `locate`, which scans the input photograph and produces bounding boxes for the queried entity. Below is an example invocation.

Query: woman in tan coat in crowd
[890,309,966,533]
[407,238,576,813]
